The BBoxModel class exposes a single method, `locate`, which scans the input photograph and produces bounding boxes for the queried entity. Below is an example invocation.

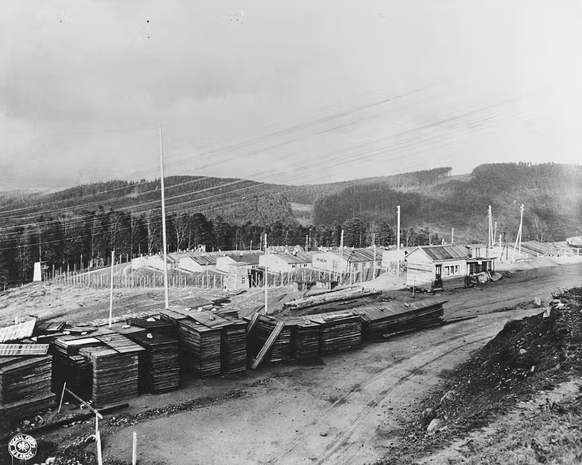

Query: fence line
[52,271,226,290]
[50,267,388,290]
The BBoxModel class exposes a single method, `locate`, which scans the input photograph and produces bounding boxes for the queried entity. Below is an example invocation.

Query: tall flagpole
[264,233,268,315]
[511,204,524,263]
[396,205,401,277]
[159,125,170,309]
[108,250,115,329]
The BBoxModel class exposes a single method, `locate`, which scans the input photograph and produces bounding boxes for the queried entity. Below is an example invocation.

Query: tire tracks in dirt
[267,321,503,465]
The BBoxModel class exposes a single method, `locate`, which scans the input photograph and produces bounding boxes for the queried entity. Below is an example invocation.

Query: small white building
[216,253,262,273]
[131,256,149,270]
[311,248,381,275]
[405,245,468,290]
[259,250,314,273]
[176,251,218,273]
[224,263,251,290]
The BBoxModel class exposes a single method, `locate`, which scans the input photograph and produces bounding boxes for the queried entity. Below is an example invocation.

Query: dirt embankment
[377,286,582,465]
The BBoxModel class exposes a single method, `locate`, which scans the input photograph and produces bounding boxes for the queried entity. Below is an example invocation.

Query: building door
[434,264,443,288]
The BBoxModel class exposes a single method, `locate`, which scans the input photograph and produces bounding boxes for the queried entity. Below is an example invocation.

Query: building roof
[268,245,305,253]
[413,245,469,262]
[172,251,218,266]
[566,236,582,247]
[223,253,262,265]
[269,251,314,264]
[319,248,380,262]
[520,241,567,256]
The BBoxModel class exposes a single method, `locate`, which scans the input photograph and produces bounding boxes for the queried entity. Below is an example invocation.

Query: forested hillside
[313,162,582,244]
[286,167,453,204]
[0,176,296,227]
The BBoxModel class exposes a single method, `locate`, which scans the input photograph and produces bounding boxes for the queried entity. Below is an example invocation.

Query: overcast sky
[0,0,580,190]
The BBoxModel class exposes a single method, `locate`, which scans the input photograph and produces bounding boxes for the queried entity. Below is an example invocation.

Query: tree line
[0,207,439,286]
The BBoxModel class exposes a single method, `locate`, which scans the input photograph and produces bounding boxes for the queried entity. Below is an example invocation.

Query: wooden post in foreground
[57,382,67,414]
[132,431,137,465]
[96,430,103,465]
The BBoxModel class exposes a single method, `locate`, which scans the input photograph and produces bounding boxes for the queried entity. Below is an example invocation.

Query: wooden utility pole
[396,205,401,277]
[488,205,493,250]
[511,204,525,262]
[159,125,170,309]
[451,227,454,245]
[339,229,344,279]
[109,250,114,329]
[264,233,268,315]
[372,232,377,279]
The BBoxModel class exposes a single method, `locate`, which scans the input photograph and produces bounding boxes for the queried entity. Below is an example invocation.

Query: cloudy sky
[0,0,580,190]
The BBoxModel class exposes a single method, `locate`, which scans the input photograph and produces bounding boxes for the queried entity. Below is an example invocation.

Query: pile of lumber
[356,301,446,339]
[126,332,180,393]
[159,308,189,339]
[80,333,144,407]
[0,353,54,428]
[0,319,36,343]
[178,320,222,377]
[290,320,321,360]
[307,311,362,356]
[162,308,248,377]
[215,308,241,320]
[126,316,174,338]
[0,355,53,404]
[220,317,247,374]
[35,321,66,336]
[250,315,292,362]
[190,311,246,375]
[283,287,382,311]
[51,336,102,401]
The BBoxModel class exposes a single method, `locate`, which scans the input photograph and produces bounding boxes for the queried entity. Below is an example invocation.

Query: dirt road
[100,261,581,465]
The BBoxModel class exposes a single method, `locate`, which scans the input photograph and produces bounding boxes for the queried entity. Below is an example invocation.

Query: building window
[241,277,246,284]
[445,265,460,276]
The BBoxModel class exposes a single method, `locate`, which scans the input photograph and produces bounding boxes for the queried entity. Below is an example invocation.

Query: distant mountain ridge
[0,163,579,242]
[311,162,582,243]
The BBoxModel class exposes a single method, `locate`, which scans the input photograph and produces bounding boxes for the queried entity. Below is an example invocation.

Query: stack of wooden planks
[0,319,36,343]
[51,336,102,401]
[79,333,144,407]
[126,332,180,393]
[126,316,174,338]
[219,316,247,374]
[290,319,321,360]
[190,311,247,374]
[250,315,292,362]
[162,308,247,377]
[178,319,222,377]
[306,311,362,356]
[355,300,446,339]
[214,308,241,320]
[159,308,189,340]
[283,287,382,311]
[0,353,54,428]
